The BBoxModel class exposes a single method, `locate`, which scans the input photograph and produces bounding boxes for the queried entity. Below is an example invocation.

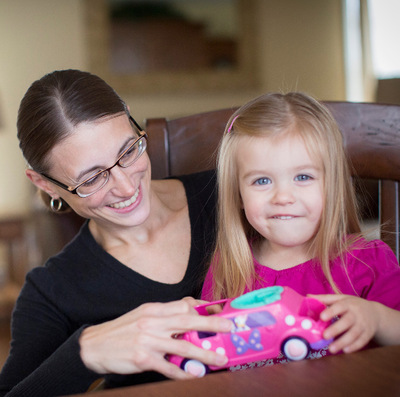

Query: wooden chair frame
[146,102,400,260]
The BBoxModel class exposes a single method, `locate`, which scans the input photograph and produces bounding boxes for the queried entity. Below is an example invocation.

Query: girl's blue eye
[255,177,271,185]
[295,174,312,181]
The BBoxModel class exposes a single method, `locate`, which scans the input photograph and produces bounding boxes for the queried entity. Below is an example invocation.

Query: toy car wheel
[281,337,310,361]
[180,359,209,377]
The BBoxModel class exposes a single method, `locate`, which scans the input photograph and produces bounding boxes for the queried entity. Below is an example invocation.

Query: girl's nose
[271,184,295,205]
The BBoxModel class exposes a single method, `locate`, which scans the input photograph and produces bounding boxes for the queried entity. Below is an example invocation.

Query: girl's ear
[25,169,59,198]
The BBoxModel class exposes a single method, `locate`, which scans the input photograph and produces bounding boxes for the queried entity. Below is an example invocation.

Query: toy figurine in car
[168,286,332,377]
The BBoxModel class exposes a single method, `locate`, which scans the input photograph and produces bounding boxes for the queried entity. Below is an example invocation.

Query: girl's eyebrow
[293,164,322,172]
[241,163,321,179]
[241,169,269,179]
[75,135,136,182]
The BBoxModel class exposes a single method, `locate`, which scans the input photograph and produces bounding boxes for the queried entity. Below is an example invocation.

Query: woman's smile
[45,114,152,226]
[107,187,140,210]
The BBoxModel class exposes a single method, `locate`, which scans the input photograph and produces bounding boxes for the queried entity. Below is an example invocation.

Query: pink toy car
[168,286,332,377]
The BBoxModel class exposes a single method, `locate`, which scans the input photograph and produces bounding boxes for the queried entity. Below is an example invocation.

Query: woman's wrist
[79,325,105,374]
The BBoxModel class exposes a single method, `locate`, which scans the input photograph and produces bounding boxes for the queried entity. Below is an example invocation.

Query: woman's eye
[125,144,138,157]
[254,177,271,185]
[295,174,312,181]
[121,141,140,161]
[82,172,105,187]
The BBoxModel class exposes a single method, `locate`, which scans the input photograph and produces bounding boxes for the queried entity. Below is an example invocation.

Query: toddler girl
[202,92,400,363]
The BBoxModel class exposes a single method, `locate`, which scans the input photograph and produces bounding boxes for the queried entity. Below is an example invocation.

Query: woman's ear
[25,169,59,198]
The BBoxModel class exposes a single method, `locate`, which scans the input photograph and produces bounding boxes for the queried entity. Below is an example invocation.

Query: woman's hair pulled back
[17,69,128,174]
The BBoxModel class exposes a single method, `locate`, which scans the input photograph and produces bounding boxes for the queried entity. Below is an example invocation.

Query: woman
[0,70,231,396]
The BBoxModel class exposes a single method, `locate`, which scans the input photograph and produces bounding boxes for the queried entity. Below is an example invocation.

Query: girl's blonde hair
[211,92,362,300]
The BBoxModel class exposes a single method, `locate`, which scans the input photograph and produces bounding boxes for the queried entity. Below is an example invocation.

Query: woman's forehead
[46,115,133,179]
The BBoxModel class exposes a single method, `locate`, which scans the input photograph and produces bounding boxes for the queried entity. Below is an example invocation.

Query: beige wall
[0,0,86,217]
[257,0,345,99]
[0,0,345,217]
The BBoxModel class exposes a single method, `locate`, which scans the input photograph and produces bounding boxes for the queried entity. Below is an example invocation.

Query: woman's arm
[1,288,231,396]
[0,271,102,397]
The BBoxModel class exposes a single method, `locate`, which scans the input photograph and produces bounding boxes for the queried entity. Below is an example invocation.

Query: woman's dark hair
[17,69,129,211]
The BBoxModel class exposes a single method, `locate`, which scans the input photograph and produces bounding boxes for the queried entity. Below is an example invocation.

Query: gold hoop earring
[50,197,63,212]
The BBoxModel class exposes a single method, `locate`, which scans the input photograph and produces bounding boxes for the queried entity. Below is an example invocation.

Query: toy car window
[246,311,276,328]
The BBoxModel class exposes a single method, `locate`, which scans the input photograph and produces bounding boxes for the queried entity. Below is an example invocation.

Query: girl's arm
[312,294,400,354]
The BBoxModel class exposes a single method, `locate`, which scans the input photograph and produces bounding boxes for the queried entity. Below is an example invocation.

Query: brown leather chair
[145,102,400,261]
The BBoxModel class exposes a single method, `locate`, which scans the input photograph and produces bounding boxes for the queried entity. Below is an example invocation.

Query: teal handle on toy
[231,286,284,309]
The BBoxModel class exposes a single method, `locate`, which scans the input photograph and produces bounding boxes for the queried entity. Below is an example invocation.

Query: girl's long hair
[210,92,362,300]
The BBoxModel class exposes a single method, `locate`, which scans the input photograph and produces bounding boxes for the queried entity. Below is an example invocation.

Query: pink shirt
[201,239,400,370]
[202,239,400,310]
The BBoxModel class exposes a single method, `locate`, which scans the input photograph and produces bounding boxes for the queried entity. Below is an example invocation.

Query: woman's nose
[109,166,137,196]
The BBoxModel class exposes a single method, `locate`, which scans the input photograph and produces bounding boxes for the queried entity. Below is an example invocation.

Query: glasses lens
[75,135,146,198]
[119,137,147,168]
[76,171,109,198]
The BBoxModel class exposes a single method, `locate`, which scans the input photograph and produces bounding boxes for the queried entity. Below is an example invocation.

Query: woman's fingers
[163,338,228,367]
[133,301,232,337]
[80,299,232,375]
[133,300,197,318]
[113,331,227,378]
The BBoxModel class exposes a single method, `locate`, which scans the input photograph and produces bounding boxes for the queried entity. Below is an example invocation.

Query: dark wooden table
[71,345,400,396]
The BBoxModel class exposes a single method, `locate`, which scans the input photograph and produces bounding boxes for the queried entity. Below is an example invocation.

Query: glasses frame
[41,115,147,198]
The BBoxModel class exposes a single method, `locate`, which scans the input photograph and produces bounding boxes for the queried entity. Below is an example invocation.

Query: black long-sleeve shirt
[0,171,217,396]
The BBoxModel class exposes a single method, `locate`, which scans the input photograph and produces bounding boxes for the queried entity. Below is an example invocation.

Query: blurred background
[0,0,399,324]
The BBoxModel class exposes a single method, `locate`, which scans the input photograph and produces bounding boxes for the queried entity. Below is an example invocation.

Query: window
[368,0,400,78]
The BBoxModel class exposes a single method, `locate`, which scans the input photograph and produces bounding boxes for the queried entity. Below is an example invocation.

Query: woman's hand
[309,294,381,354]
[79,298,232,379]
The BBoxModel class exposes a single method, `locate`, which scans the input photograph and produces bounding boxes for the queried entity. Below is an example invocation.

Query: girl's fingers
[329,325,367,354]
[323,311,353,339]
[308,294,346,305]
[309,295,379,354]
[327,322,360,353]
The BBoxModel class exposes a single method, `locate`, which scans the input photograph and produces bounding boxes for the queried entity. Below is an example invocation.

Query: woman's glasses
[41,116,147,198]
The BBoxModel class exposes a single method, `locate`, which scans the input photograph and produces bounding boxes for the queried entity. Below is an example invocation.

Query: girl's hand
[79,298,232,379]
[309,294,381,354]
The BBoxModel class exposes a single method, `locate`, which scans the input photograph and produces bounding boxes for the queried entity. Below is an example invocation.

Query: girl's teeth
[109,189,139,209]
